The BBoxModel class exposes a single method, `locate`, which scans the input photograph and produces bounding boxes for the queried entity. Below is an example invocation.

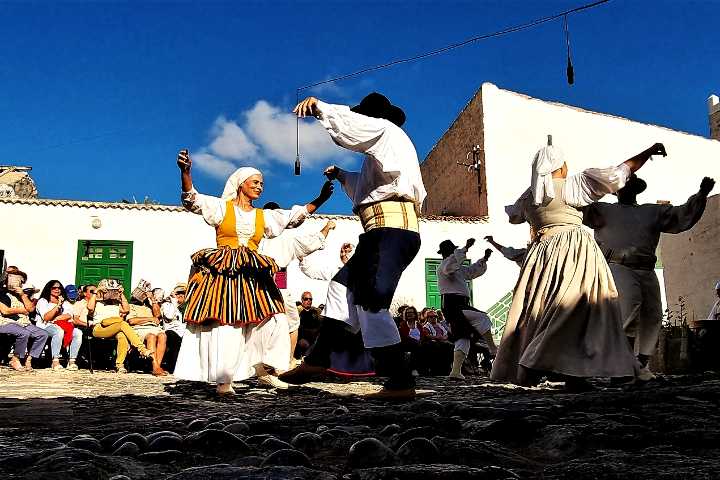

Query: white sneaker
[637,365,656,382]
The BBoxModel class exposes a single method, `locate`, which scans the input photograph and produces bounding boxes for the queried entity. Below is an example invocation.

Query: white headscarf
[530,146,566,205]
[221,167,263,200]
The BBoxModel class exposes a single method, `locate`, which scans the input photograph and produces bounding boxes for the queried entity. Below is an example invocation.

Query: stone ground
[0,368,718,480]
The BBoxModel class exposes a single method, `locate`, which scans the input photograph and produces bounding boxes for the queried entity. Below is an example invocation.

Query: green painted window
[487,291,513,341]
[75,240,133,290]
[424,258,473,310]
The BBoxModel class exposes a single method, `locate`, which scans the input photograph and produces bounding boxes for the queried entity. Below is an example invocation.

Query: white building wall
[1,201,499,312]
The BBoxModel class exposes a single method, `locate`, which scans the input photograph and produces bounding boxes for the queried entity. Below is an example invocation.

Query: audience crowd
[0,260,493,377]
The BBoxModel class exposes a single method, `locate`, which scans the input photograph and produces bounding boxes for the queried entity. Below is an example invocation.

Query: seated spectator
[436,310,451,335]
[88,279,153,374]
[0,266,49,371]
[398,306,421,376]
[420,308,453,376]
[160,283,186,373]
[295,291,322,359]
[36,280,83,371]
[127,284,167,376]
[72,285,96,327]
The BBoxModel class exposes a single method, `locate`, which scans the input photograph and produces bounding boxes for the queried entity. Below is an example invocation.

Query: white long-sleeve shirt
[437,247,488,297]
[260,231,327,269]
[315,101,426,212]
[181,187,309,244]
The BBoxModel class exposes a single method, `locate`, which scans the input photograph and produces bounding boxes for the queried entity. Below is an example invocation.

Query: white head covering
[530,146,566,205]
[715,280,720,290]
[221,167,263,200]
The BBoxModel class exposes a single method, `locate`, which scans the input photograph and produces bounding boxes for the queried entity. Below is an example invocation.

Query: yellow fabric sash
[357,200,419,233]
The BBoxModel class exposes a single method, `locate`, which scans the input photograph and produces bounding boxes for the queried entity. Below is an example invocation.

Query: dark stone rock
[291,432,322,456]
[148,435,184,452]
[138,449,184,464]
[246,434,274,445]
[347,438,396,469]
[185,429,251,455]
[231,456,264,467]
[316,424,329,433]
[224,421,250,436]
[529,426,582,460]
[379,424,401,437]
[111,432,148,452]
[324,427,352,438]
[207,421,225,430]
[333,405,350,415]
[167,465,334,480]
[403,399,443,413]
[463,417,540,441]
[404,412,462,433]
[260,437,293,453]
[395,437,439,465]
[146,430,183,444]
[109,476,132,480]
[261,448,312,467]
[100,431,130,450]
[431,436,540,472]
[389,427,436,449]
[187,418,208,432]
[206,415,224,424]
[112,441,141,457]
[348,464,520,479]
[67,436,102,452]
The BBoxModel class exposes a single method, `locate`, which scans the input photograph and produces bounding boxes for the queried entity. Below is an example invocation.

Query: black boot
[370,343,416,394]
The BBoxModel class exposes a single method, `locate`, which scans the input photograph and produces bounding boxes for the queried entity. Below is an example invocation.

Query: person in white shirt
[159,284,185,373]
[287,93,426,399]
[583,174,714,381]
[437,239,497,380]
[174,151,332,395]
[259,215,335,364]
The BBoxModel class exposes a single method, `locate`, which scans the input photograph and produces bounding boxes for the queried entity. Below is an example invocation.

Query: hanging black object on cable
[564,15,575,85]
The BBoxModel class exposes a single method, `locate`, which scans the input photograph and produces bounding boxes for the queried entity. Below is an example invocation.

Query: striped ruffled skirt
[184,246,285,326]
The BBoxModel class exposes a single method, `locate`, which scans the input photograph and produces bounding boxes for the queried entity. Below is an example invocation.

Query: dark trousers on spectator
[162,330,183,373]
[0,323,48,359]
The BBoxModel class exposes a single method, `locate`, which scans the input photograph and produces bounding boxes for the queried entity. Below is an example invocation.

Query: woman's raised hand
[177,149,192,172]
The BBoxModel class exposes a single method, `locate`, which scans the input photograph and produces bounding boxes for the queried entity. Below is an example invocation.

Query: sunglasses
[51,286,62,290]
[302,297,312,301]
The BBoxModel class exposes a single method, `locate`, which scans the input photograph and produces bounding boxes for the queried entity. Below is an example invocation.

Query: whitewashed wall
[0,200,505,311]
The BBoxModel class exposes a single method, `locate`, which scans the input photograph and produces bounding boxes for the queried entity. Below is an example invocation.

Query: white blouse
[181,187,309,246]
[506,164,631,223]
[35,298,74,329]
[315,100,427,212]
[259,231,327,269]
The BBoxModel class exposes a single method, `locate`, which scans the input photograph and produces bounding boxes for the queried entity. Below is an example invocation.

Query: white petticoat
[174,316,290,384]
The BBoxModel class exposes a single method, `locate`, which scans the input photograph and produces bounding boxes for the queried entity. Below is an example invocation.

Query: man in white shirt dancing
[284,92,426,399]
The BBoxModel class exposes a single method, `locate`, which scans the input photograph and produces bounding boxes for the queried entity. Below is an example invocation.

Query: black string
[297,0,610,92]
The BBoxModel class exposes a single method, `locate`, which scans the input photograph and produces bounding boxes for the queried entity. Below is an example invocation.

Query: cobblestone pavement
[1,367,718,479]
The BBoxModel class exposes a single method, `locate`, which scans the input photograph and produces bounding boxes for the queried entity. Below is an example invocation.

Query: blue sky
[3,0,718,214]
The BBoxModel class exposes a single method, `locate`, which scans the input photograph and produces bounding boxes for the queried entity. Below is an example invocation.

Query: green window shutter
[76,240,133,289]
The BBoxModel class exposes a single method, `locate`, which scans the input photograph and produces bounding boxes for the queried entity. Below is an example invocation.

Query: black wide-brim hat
[351,92,406,127]
[616,173,647,196]
[438,239,458,255]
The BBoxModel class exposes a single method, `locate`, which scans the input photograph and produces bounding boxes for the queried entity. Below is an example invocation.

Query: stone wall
[660,193,720,323]
[710,95,720,141]
[420,88,488,217]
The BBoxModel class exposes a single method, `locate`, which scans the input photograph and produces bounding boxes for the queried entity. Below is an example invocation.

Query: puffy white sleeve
[337,169,360,203]
[315,101,387,155]
[505,188,532,225]
[263,206,310,238]
[299,254,338,281]
[563,164,631,208]
[500,246,527,267]
[459,257,488,280]
[181,186,226,227]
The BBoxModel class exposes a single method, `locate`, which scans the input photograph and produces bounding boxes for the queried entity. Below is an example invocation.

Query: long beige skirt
[491,226,637,385]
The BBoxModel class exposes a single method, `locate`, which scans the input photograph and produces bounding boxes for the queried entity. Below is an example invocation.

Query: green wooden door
[75,240,133,289]
[424,258,473,310]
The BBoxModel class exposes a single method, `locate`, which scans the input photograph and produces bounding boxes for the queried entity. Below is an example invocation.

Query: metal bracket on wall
[457,144,483,195]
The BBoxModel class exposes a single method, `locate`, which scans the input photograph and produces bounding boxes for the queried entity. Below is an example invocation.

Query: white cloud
[208,116,259,161]
[193,100,354,179]
[192,151,238,179]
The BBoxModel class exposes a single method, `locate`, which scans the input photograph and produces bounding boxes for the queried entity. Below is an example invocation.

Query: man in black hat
[437,238,497,379]
[584,174,715,380]
[286,93,426,399]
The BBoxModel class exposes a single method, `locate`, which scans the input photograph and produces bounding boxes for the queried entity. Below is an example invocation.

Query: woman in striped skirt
[173,149,333,395]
